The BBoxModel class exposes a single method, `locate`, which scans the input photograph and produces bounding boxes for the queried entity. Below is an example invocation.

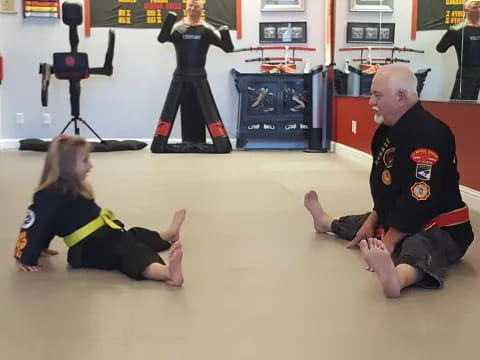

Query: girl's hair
[36,135,93,199]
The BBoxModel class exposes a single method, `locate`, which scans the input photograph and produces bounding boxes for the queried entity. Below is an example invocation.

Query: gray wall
[0,0,325,141]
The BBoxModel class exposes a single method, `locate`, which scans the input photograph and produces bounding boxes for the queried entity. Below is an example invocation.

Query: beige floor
[0,150,479,360]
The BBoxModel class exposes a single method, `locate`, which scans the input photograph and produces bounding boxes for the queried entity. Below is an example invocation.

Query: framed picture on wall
[1,0,17,13]
[259,22,307,43]
[350,0,394,12]
[261,0,305,12]
[346,22,395,43]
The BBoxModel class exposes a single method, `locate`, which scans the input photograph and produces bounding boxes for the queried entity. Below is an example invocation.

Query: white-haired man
[436,0,480,100]
[304,65,474,298]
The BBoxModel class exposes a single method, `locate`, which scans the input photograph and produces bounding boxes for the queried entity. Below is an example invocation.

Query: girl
[14,135,185,286]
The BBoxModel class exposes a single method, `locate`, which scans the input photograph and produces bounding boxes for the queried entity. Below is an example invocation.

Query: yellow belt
[64,208,122,248]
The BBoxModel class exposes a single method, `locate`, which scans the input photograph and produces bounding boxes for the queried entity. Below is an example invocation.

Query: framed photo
[346,22,395,43]
[350,0,394,12]
[1,0,17,13]
[261,0,305,12]
[259,22,307,43]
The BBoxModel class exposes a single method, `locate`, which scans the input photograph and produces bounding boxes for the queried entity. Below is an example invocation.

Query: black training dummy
[20,2,146,152]
[150,12,234,153]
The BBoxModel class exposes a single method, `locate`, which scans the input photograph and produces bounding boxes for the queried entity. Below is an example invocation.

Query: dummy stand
[58,78,105,142]
[19,2,146,152]
[60,116,104,142]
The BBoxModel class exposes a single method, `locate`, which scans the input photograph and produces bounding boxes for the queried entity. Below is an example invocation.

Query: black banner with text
[417,0,465,31]
[89,0,236,30]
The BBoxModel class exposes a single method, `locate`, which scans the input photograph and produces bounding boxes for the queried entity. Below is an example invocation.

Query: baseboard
[332,142,480,213]
[459,185,480,214]
[0,138,237,150]
[332,142,372,165]
[0,139,21,150]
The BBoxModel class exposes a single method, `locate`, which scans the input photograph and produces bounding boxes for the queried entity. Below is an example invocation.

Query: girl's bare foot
[359,238,401,298]
[40,249,59,257]
[166,242,184,286]
[161,209,187,243]
[303,191,334,233]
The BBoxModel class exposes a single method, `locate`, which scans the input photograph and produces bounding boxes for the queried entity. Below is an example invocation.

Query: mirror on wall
[333,0,480,103]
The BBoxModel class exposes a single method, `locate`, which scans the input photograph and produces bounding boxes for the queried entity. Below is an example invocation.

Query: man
[304,65,474,298]
[436,0,480,100]
[151,0,234,153]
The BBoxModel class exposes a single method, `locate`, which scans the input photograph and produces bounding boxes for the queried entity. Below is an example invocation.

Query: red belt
[374,206,469,237]
[423,206,470,230]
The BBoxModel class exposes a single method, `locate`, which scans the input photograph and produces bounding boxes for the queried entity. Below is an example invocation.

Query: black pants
[331,213,465,288]
[68,226,171,280]
[150,73,232,153]
[450,68,480,100]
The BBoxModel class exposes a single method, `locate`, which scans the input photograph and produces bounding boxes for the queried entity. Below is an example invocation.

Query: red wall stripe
[411,0,418,40]
[236,0,242,39]
[84,0,91,37]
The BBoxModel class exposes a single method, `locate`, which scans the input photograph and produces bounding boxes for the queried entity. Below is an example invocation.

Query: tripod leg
[79,118,105,143]
[60,118,74,135]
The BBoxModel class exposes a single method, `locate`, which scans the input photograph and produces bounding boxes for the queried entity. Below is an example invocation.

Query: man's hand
[17,262,42,272]
[346,211,378,249]
[346,222,375,249]
[381,227,406,255]
[381,239,395,255]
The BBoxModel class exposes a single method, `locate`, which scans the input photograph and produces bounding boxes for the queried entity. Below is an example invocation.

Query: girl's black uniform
[14,185,171,279]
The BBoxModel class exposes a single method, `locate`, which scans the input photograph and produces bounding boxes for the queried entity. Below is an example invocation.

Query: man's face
[186,0,203,17]
[368,74,400,126]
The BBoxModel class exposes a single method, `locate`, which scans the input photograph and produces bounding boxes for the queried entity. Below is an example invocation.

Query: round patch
[382,169,392,185]
[383,147,395,168]
[22,210,35,229]
[410,181,431,201]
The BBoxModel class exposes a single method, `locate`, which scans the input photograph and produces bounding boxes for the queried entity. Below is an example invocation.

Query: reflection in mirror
[436,0,480,101]
[334,0,480,103]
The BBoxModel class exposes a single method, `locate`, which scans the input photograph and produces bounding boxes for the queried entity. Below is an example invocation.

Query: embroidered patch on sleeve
[410,181,431,201]
[14,232,28,259]
[382,169,392,185]
[416,164,432,181]
[382,147,395,168]
[21,210,35,229]
[410,148,439,165]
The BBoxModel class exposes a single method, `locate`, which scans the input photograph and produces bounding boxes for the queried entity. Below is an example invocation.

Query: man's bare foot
[359,238,401,298]
[303,190,334,233]
[161,209,187,243]
[166,242,184,286]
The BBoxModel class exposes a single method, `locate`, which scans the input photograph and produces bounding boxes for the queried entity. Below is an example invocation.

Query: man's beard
[374,113,384,124]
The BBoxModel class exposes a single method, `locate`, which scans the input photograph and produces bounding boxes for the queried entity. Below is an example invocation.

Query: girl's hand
[17,262,42,272]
